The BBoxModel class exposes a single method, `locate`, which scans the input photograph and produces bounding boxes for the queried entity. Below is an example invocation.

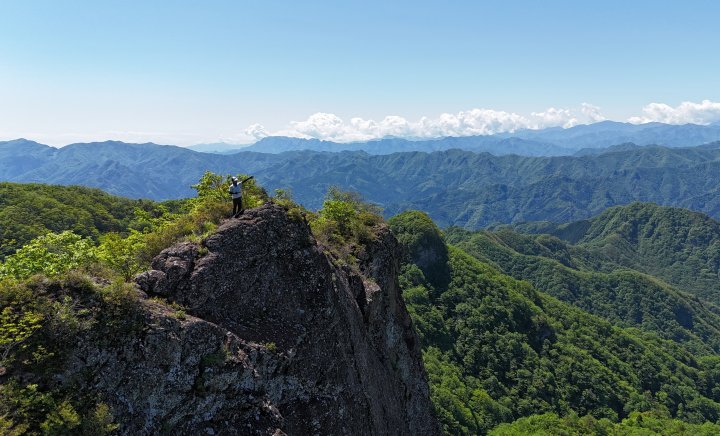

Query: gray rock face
[96,203,440,435]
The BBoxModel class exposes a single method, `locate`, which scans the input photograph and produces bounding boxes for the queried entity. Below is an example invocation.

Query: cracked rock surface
[72,203,439,435]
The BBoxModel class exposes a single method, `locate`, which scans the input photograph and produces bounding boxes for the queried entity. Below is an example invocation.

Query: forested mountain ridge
[251,144,720,226]
[0,182,173,258]
[389,210,720,434]
[2,139,720,228]
[445,226,720,354]
[514,202,720,302]
[243,135,572,156]
[0,140,243,199]
[0,139,56,178]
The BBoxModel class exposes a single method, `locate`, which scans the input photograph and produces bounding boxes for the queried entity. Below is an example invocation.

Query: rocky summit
[72,203,440,435]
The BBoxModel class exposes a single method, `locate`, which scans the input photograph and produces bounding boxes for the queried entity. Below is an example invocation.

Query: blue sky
[1,0,719,145]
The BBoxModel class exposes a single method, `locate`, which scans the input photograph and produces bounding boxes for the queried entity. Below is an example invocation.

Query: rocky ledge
[70,203,439,435]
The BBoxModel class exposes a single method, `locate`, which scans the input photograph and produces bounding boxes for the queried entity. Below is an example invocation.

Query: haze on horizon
[1,0,719,146]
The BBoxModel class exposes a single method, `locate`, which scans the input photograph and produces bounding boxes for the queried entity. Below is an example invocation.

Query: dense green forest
[390,211,720,434]
[513,202,720,302]
[489,412,720,435]
[0,182,182,259]
[444,226,720,354]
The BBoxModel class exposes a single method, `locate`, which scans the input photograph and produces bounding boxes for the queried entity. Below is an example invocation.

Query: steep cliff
[57,203,438,434]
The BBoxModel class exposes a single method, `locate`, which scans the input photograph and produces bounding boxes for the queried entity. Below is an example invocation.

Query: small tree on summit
[312,186,383,246]
[192,170,267,210]
[192,171,228,203]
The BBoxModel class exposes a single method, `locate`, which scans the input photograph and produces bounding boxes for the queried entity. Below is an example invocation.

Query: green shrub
[0,300,43,369]
[0,274,128,434]
[137,171,268,264]
[191,171,228,203]
[0,231,97,280]
[309,186,383,256]
[40,400,81,434]
[263,341,278,353]
[0,382,55,434]
[80,403,119,435]
[0,380,118,436]
[273,189,306,222]
[273,188,294,206]
[322,199,357,236]
[96,231,146,282]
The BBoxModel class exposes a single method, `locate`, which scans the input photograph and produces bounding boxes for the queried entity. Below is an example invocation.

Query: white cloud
[580,103,606,122]
[247,104,607,143]
[628,100,720,125]
[418,109,530,137]
[530,107,578,129]
[14,100,720,147]
[288,113,348,140]
[244,123,268,140]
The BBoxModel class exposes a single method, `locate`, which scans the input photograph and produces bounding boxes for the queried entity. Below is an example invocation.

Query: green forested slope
[515,202,720,302]
[0,182,173,258]
[445,227,720,354]
[390,211,720,434]
[489,412,720,435]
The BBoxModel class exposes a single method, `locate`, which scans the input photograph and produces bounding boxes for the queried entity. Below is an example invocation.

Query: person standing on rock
[229,175,253,218]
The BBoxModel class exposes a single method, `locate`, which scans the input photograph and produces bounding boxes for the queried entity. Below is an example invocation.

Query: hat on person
[231,176,238,181]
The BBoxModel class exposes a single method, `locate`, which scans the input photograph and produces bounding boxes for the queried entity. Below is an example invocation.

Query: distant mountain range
[0,139,238,199]
[239,135,572,156]
[496,120,720,150]
[186,142,251,154]
[191,121,720,156]
[3,136,720,228]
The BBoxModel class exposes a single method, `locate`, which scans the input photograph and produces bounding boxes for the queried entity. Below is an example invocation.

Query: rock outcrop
[70,204,438,435]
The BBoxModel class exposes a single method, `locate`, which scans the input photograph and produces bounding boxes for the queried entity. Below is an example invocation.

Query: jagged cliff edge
[61,203,439,434]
